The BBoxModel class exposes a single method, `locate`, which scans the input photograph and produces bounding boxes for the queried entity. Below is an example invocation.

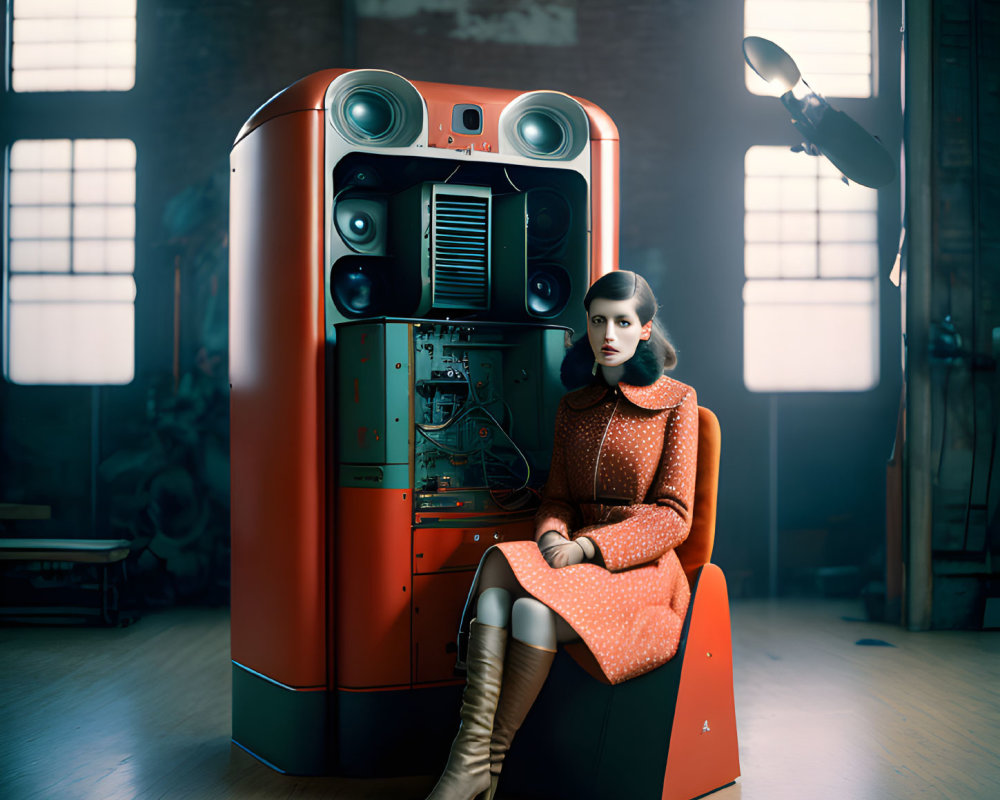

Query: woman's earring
[591,360,598,375]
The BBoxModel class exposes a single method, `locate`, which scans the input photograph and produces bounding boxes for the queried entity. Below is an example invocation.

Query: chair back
[674,405,721,580]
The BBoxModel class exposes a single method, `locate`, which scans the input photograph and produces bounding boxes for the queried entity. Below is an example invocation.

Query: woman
[426,270,699,800]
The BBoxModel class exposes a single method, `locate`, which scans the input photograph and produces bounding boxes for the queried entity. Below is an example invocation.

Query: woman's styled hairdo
[583,270,677,370]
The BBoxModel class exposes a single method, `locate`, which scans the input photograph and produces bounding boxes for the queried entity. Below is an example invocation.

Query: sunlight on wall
[5,139,136,385]
[11,0,136,92]
[744,0,874,98]
[744,146,879,392]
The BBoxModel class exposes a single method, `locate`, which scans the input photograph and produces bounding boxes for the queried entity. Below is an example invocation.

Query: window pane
[10,170,71,204]
[74,170,136,204]
[745,177,782,210]
[744,277,876,305]
[745,243,783,278]
[9,274,136,302]
[9,240,71,272]
[744,296,878,391]
[780,211,818,241]
[779,178,818,210]
[10,206,72,238]
[777,243,818,278]
[820,211,878,241]
[10,139,72,169]
[74,240,134,273]
[819,177,878,210]
[73,206,135,239]
[819,242,878,278]
[7,298,134,385]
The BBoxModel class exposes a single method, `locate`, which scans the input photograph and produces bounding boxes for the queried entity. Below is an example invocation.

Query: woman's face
[587,296,651,368]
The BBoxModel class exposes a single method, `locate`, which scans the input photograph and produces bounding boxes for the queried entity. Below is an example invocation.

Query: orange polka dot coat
[492,373,698,684]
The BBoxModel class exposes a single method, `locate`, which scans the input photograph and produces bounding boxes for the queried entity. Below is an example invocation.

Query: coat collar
[564,374,689,411]
[560,333,663,391]
[560,332,686,410]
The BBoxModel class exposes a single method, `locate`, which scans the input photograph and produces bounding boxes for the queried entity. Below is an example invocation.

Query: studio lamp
[743,36,896,188]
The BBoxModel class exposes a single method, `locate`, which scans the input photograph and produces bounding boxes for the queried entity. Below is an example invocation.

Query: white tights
[475,550,578,650]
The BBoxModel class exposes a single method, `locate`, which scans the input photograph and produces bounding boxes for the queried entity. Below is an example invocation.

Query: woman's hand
[538,532,595,568]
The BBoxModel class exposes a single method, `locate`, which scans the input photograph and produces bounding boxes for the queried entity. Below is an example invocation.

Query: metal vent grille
[432,193,490,310]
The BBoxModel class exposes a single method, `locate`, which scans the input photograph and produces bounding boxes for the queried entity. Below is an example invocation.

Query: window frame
[4,137,137,385]
[8,0,137,94]
[1,1,141,386]
[742,145,882,393]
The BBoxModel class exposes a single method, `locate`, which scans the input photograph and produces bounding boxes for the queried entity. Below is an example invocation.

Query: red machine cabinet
[229,68,619,775]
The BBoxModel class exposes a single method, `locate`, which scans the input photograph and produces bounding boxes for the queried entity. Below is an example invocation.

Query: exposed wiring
[503,167,522,192]
[452,365,532,488]
[415,425,477,457]
[415,359,533,500]
[481,451,533,508]
[416,402,477,432]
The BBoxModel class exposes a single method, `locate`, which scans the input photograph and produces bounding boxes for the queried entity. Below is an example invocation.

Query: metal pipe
[904,0,934,630]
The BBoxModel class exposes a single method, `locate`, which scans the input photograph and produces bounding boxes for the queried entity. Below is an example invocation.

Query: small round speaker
[334,192,387,255]
[526,262,571,318]
[332,258,385,317]
[328,70,424,148]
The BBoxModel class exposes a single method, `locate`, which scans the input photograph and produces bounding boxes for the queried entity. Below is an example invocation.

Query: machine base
[336,682,463,776]
[232,662,331,776]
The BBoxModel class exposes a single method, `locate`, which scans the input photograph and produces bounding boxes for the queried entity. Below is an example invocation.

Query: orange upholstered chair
[501,405,740,800]
[676,406,723,581]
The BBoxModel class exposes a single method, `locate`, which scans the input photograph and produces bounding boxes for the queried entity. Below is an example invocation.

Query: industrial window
[10,0,136,92]
[743,0,874,98]
[4,138,136,385]
[743,145,879,392]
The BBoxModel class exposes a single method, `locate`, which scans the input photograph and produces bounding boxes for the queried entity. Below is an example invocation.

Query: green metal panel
[389,183,433,315]
[335,322,411,467]
[491,192,529,317]
[384,322,412,465]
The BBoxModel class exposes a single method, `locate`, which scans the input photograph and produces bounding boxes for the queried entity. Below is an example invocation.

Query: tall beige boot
[482,638,556,800]
[426,619,508,800]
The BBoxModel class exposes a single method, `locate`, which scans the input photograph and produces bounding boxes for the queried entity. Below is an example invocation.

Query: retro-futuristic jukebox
[230,69,739,799]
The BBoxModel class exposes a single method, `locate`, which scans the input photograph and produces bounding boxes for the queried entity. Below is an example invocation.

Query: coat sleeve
[534,399,581,540]
[574,389,698,572]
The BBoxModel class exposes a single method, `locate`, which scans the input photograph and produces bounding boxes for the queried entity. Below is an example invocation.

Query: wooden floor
[1,600,998,800]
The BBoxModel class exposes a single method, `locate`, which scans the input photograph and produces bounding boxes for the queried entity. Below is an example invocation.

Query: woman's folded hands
[537,531,596,568]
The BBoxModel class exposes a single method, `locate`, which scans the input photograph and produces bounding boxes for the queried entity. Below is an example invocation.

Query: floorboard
[1,600,997,799]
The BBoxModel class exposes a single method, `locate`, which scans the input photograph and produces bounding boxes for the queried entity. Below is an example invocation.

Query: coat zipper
[593,394,620,500]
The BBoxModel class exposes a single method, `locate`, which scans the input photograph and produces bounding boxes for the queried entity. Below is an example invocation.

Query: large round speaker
[499,92,589,161]
[334,190,387,255]
[526,188,572,257]
[526,262,571,318]
[327,70,424,148]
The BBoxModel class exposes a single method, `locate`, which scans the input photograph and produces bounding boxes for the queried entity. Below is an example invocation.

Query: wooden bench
[0,538,134,625]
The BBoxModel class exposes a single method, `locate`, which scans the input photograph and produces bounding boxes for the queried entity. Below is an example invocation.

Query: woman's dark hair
[583,270,677,370]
